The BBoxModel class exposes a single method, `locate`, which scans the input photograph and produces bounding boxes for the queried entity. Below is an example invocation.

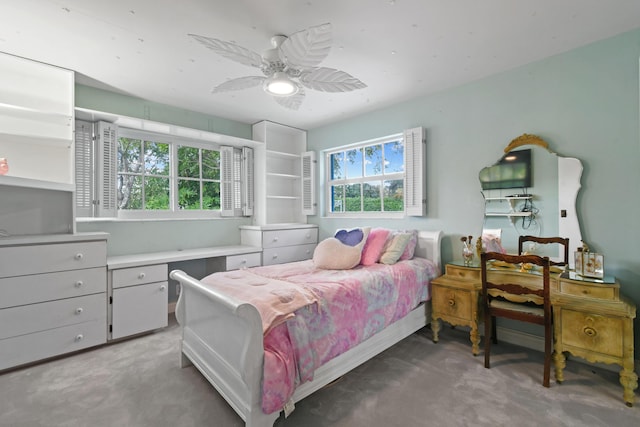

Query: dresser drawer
[226,253,261,271]
[111,264,168,288]
[0,293,106,340]
[262,228,318,248]
[0,241,107,278]
[445,264,481,281]
[263,243,316,265]
[558,280,618,300]
[0,318,106,371]
[560,309,624,359]
[432,286,473,321]
[1,267,106,309]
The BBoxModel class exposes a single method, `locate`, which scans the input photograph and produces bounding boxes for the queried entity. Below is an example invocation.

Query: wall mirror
[479,134,583,267]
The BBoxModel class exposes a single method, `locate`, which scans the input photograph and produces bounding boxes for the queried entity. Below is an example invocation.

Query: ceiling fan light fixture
[263,72,298,96]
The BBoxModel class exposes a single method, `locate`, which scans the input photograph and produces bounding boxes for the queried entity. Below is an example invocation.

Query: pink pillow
[360,228,391,265]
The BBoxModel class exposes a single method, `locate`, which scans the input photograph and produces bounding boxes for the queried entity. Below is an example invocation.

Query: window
[325,128,425,217]
[75,120,252,219]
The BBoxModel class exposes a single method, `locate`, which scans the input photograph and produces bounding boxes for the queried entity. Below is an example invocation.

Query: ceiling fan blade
[273,87,305,110]
[189,34,264,68]
[300,67,367,93]
[212,76,265,93]
[279,23,332,69]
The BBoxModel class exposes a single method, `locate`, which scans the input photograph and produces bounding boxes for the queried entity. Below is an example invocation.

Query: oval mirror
[479,134,583,267]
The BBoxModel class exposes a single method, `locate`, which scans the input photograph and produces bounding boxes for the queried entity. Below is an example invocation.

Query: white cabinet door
[111,282,168,339]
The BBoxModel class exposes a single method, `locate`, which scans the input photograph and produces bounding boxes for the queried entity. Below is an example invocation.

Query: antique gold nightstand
[430,262,483,355]
[552,272,637,406]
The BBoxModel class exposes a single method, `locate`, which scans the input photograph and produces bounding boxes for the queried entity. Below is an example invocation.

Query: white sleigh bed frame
[170,230,442,427]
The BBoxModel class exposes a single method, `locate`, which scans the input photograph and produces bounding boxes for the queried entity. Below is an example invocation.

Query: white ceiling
[2,0,640,130]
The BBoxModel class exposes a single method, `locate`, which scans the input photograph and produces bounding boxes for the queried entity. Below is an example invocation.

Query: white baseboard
[492,326,640,375]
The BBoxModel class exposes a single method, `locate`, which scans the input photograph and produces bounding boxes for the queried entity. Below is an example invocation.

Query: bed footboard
[170,270,279,427]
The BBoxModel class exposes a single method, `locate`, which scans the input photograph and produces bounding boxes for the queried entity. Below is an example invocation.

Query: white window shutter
[301,151,316,215]
[75,120,94,217]
[242,147,254,216]
[96,121,118,217]
[404,127,426,216]
[220,146,234,217]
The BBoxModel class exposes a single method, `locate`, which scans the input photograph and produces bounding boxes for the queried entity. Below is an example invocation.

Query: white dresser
[0,233,108,371]
[240,224,318,266]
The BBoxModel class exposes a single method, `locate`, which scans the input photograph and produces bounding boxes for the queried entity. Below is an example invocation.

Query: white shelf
[485,212,533,217]
[267,195,300,200]
[0,175,74,192]
[267,172,300,179]
[267,149,300,160]
[484,195,532,201]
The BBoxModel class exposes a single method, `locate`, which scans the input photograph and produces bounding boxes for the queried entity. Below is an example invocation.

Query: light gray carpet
[1,315,638,427]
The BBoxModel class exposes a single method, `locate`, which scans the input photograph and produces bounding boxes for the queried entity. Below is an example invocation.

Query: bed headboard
[415,230,443,271]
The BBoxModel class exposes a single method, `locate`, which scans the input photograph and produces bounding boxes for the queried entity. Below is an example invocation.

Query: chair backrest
[518,235,569,266]
[481,251,551,313]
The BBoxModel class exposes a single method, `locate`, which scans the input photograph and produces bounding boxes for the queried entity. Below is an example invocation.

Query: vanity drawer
[263,243,316,265]
[0,293,106,339]
[0,241,107,278]
[0,318,106,371]
[226,253,261,271]
[445,264,481,281]
[111,264,168,288]
[432,287,473,321]
[1,267,106,309]
[560,309,624,358]
[262,228,318,248]
[558,280,618,301]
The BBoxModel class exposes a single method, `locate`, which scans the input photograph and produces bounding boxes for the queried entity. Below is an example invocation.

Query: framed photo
[575,251,604,279]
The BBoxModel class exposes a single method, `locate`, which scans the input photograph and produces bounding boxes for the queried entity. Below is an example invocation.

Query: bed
[169,229,442,427]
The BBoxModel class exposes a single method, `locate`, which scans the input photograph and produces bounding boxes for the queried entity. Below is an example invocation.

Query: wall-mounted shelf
[485,212,533,217]
[267,172,300,179]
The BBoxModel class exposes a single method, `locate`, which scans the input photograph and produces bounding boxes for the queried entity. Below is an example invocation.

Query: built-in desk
[106,245,262,340]
[430,262,637,406]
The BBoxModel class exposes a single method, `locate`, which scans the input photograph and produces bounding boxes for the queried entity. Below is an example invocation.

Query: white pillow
[313,237,362,270]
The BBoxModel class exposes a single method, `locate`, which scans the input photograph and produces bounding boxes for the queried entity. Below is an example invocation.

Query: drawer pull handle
[305,233,311,239]
[75,281,83,288]
[448,299,456,307]
[138,272,146,279]
[160,285,166,291]
[273,237,279,242]
[75,334,84,342]
[272,254,278,259]
[74,253,84,260]
[583,327,597,337]
[75,307,84,315]
[240,259,246,264]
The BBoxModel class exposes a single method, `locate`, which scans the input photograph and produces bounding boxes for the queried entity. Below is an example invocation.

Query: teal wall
[74,85,254,256]
[307,29,640,355]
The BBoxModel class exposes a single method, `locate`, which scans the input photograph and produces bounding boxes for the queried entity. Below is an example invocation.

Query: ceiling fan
[188,23,367,110]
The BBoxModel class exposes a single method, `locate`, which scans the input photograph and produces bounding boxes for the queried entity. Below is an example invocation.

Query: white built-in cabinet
[109,264,168,340]
[0,52,76,236]
[240,224,318,265]
[251,120,315,225]
[0,234,108,371]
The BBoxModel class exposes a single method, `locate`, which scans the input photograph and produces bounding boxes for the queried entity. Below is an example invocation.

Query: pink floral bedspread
[249,258,439,414]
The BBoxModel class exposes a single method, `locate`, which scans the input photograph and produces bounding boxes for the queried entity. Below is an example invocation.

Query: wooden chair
[481,251,552,387]
[518,235,569,266]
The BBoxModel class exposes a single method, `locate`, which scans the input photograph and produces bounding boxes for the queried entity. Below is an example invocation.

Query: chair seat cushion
[490,299,544,316]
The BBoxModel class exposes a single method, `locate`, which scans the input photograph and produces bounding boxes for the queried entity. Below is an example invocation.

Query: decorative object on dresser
[169,229,442,427]
[482,252,553,387]
[574,240,604,279]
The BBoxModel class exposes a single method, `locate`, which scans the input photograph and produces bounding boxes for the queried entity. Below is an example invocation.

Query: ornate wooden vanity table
[431,262,637,406]
[432,133,638,405]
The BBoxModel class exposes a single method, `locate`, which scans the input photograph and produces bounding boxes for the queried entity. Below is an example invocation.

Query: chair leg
[542,322,552,387]
[484,311,492,369]
[491,316,498,344]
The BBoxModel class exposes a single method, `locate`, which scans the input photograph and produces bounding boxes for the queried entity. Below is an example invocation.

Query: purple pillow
[335,228,364,247]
